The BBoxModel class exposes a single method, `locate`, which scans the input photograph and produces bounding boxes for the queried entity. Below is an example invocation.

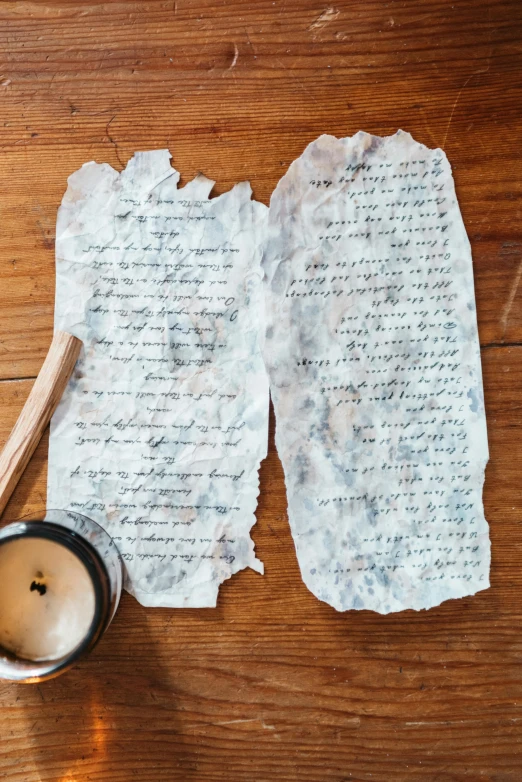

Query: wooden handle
[0,331,82,518]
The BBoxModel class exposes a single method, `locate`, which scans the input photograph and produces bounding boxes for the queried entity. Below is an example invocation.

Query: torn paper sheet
[263,131,490,613]
[48,150,269,607]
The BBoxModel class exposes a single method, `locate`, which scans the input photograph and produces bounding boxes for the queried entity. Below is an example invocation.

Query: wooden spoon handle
[0,331,82,518]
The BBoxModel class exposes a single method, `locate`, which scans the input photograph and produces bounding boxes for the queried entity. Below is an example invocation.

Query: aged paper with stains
[263,131,490,613]
[48,150,269,607]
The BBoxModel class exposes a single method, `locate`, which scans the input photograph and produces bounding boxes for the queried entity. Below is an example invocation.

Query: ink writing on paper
[48,151,269,607]
[263,131,490,613]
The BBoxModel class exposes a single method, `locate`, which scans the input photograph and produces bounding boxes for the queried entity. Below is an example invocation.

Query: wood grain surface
[0,1,520,780]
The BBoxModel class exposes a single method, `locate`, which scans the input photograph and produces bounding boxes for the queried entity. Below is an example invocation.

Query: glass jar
[0,509,122,682]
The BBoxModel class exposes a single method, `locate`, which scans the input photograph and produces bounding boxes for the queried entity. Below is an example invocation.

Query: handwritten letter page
[263,131,490,613]
[48,151,269,607]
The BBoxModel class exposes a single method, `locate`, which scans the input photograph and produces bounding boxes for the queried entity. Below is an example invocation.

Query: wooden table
[0,1,521,779]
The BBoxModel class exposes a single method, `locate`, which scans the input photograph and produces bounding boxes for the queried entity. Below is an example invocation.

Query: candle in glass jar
[0,537,96,661]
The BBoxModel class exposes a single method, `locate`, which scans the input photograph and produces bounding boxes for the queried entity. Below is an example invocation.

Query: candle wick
[30,581,47,596]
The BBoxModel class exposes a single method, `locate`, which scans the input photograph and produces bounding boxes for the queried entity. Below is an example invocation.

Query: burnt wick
[30,581,47,596]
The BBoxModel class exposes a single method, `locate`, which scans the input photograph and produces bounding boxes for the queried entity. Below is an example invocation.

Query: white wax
[0,537,96,662]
